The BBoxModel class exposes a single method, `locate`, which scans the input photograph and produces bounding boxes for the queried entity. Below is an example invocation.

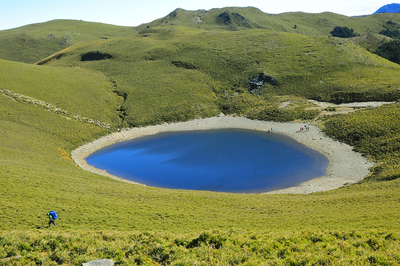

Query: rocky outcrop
[82,259,114,266]
[248,73,277,94]
[216,12,263,29]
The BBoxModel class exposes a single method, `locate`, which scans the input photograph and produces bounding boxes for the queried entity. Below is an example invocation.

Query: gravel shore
[71,116,374,194]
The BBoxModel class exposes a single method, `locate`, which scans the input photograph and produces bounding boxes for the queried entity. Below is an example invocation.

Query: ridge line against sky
[0,0,396,31]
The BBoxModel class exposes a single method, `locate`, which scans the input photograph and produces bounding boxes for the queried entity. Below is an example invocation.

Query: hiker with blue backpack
[47,210,58,227]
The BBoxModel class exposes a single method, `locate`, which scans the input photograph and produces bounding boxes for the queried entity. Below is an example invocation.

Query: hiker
[47,211,57,227]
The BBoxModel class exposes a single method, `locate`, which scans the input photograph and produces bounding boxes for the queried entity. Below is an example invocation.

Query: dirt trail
[306,100,396,120]
[307,100,397,118]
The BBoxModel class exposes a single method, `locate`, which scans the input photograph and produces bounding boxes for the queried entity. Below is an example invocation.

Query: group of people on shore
[267,124,310,134]
[300,125,310,131]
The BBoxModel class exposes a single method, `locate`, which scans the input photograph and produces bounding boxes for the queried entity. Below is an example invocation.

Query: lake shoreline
[71,116,374,194]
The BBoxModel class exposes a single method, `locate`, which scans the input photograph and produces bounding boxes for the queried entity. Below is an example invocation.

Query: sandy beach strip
[71,116,374,194]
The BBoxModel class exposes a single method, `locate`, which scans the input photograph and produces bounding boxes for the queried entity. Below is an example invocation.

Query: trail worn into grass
[307,100,396,118]
[71,116,374,194]
[0,89,111,128]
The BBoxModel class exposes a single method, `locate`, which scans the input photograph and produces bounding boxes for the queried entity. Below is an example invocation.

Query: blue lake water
[86,129,329,193]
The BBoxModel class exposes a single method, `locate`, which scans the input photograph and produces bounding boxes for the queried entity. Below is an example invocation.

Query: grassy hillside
[350,34,393,53]
[2,230,400,265]
[36,26,400,126]
[2,87,400,265]
[0,59,120,125]
[322,104,400,182]
[138,7,400,37]
[1,8,400,265]
[138,8,400,59]
[2,61,399,233]
[2,82,400,264]
[2,8,400,64]
[0,20,134,63]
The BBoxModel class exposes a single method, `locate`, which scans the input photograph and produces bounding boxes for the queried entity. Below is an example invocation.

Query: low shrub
[247,106,319,122]
[331,26,359,38]
[2,230,400,265]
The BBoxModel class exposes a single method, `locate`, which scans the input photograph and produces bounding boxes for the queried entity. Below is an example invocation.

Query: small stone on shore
[82,259,114,266]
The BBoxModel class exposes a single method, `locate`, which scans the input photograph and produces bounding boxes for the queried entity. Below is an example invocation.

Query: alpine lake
[86,129,329,193]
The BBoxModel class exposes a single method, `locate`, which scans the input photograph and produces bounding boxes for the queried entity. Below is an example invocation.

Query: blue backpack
[50,210,58,219]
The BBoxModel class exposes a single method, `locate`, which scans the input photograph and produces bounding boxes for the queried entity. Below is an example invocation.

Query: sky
[0,0,395,31]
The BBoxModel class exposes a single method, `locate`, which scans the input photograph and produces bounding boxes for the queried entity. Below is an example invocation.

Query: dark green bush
[81,51,113,61]
[380,28,400,38]
[324,107,336,112]
[330,26,359,38]
[187,232,226,249]
[376,40,400,64]
[379,20,400,38]
[330,90,400,103]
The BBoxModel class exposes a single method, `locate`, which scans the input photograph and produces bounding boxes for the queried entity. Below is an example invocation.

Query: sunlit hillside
[2,8,400,64]
[34,26,400,127]
[1,7,400,265]
[0,19,134,63]
[138,7,400,37]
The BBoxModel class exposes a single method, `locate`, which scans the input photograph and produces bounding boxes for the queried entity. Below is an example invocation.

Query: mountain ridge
[374,3,400,14]
[2,7,400,64]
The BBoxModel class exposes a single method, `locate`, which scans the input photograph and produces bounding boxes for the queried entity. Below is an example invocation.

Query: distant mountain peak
[374,3,400,14]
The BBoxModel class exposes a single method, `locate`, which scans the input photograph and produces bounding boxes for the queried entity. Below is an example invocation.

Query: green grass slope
[1,79,400,233]
[0,59,120,125]
[2,87,400,264]
[37,26,400,126]
[137,7,400,58]
[2,9,400,265]
[2,65,400,233]
[138,7,400,37]
[2,230,400,265]
[322,104,400,182]
[0,20,134,63]
[2,8,400,64]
